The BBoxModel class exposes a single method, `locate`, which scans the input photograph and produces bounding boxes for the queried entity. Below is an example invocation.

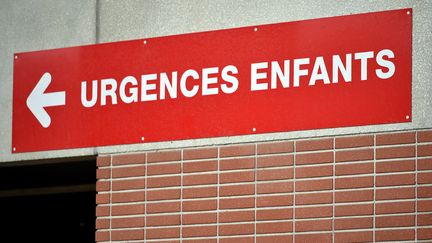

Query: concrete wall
[1,0,431,163]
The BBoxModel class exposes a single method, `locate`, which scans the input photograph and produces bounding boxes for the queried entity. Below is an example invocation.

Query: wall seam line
[254,143,258,243]
[109,155,113,242]
[332,137,336,242]
[373,134,376,242]
[415,131,418,241]
[144,152,147,242]
[95,0,101,44]
[217,146,220,243]
[293,140,296,243]
[180,150,183,241]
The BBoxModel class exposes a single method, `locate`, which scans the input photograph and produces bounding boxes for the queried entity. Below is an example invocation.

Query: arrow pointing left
[26,72,66,128]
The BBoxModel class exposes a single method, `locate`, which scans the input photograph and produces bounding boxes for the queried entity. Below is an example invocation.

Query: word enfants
[81,49,395,107]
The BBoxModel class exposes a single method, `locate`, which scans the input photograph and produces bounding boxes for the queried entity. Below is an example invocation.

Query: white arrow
[26,72,66,128]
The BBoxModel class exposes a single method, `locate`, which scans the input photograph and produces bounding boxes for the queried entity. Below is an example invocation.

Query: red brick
[183,160,217,173]
[147,188,180,201]
[220,184,254,197]
[335,135,373,149]
[219,224,254,236]
[184,240,215,243]
[147,176,180,188]
[334,217,373,230]
[419,144,432,157]
[257,154,293,168]
[257,208,293,221]
[376,173,415,187]
[95,230,109,242]
[220,144,255,158]
[97,156,110,167]
[220,237,253,243]
[419,172,432,184]
[112,178,144,191]
[296,219,331,232]
[112,153,145,165]
[296,191,332,205]
[376,159,415,173]
[335,162,374,176]
[147,163,180,176]
[418,200,432,212]
[182,225,217,237]
[376,215,415,228]
[418,130,432,142]
[376,187,415,200]
[335,189,373,203]
[220,197,255,209]
[112,217,145,228]
[334,231,373,243]
[183,173,217,186]
[376,145,415,159]
[418,228,432,240]
[112,191,145,203]
[336,148,373,162]
[112,165,145,178]
[220,171,254,184]
[335,203,373,216]
[295,165,332,178]
[419,186,432,198]
[111,204,145,216]
[219,210,254,223]
[96,219,109,229]
[375,201,415,214]
[295,233,332,242]
[110,180,144,193]
[257,181,293,194]
[376,132,415,145]
[418,214,432,226]
[183,186,217,199]
[295,178,332,192]
[183,147,218,160]
[257,221,292,233]
[182,212,217,225]
[295,206,332,219]
[257,195,293,207]
[220,157,254,170]
[146,227,180,239]
[146,215,180,227]
[335,176,373,189]
[96,205,109,216]
[296,151,333,165]
[296,138,333,152]
[257,167,293,181]
[419,158,432,170]
[182,199,217,212]
[256,235,293,243]
[112,229,144,241]
[96,180,110,192]
[96,168,110,179]
[147,150,181,163]
[147,201,180,214]
[96,193,109,204]
[375,229,414,241]
[145,239,180,242]
[257,141,294,155]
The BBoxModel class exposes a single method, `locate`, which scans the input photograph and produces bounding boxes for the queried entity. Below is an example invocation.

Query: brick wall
[96,129,432,242]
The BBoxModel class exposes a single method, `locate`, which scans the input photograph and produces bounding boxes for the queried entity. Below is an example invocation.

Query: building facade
[0,0,431,242]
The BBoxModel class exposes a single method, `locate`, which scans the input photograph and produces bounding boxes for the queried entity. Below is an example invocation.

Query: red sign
[12,9,412,153]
